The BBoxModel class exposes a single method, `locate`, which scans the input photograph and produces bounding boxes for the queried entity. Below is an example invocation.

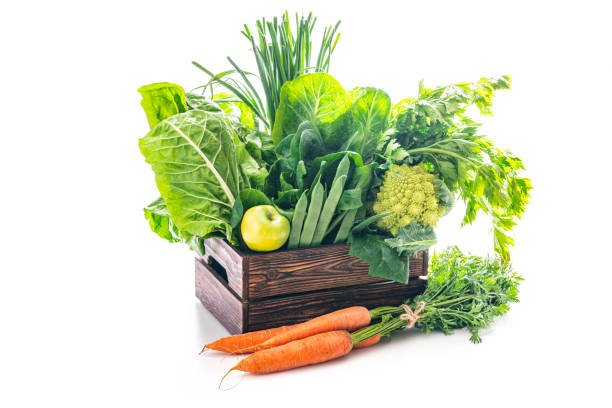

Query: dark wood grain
[246,278,427,332]
[203,239,427,299]
[195,258,244,334]
[196,239,430,333]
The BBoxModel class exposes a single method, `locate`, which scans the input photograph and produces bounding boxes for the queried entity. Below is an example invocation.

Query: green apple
[241,205,290,252]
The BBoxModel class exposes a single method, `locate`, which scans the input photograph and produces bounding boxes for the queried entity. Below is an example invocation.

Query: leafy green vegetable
[384,222,437,256]
[143,197,205,253]
[341,87,391,161]
[213,92,256,130]
[143,197,181,243]
[185,93,224,112]
[337,188,362,211]
[348,232,411,283]
[193,12,341,131]
[138,82,188,129]
[351,246,522,344]
[271,73,352,147]
[139,110,242,243]
[230,189,273,228]
[381,76,531,261]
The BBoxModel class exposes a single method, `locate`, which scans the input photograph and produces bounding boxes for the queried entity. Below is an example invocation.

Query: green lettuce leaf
[138,83,188,128]
[342,87,391,161]
[139,110,241,242]
[271,73,352,148]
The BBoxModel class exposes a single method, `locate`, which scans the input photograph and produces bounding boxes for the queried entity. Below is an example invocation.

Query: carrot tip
[199,346,208,355]
[218,367,238,391]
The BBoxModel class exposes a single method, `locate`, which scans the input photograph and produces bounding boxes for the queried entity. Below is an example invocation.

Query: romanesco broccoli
[372,163,446,234]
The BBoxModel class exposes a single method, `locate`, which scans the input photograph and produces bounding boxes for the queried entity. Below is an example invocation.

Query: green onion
[193,11,341,132]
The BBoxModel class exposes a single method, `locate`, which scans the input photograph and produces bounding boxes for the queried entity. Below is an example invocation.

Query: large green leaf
[342,87,391,160]
[139,110,240,241]
[348,233,411,284]
[143,196,181,243]
[271,73,352,148]
[138,83,188,128]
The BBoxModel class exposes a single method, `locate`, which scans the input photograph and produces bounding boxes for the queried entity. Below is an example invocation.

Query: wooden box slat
[202,239,245,297]
[203,238,427,300]
[195,258,244,334]
[195,258,427,334]
[246,278,426,332]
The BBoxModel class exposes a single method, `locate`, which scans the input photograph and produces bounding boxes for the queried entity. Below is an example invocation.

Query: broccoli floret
[372,163,446,234]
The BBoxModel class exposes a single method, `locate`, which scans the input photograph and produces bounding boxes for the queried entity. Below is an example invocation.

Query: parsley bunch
[352,246,522,344]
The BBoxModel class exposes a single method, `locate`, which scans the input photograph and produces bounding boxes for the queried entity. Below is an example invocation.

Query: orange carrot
[352,333,381,349]
[201,325,293,354]
[236,306,371,353]
[221,330,353,383]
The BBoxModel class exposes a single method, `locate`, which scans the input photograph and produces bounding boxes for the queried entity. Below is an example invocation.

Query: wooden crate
[195,238,428,334]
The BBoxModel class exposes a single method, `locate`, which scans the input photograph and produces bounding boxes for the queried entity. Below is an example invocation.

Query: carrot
[201,325,293,354]
[220,330,353,384]
[352,333,381,349]
[236,306,371,353]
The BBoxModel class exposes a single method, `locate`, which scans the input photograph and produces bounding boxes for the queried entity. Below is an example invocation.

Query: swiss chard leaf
[143,197,181,243]
[139,110,240,242]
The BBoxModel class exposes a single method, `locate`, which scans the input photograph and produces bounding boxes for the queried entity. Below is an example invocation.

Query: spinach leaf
[139,110,241,242]
[337,188,362,211]
[271,73,352,148]
[348,233,411,284]
[138,83,188,128]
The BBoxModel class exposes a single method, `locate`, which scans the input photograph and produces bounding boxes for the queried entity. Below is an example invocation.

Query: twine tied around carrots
[399,302,426,328]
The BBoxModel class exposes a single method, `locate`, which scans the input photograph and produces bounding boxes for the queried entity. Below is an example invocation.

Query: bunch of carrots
[203,306,391,386]
[202,247,522,386]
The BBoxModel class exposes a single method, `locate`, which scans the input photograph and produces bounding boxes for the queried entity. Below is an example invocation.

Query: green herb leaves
[414,246,522,342]
[350,246,522,344]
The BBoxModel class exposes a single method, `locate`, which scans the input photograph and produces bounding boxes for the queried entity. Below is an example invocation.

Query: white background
[1,0,611,406]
